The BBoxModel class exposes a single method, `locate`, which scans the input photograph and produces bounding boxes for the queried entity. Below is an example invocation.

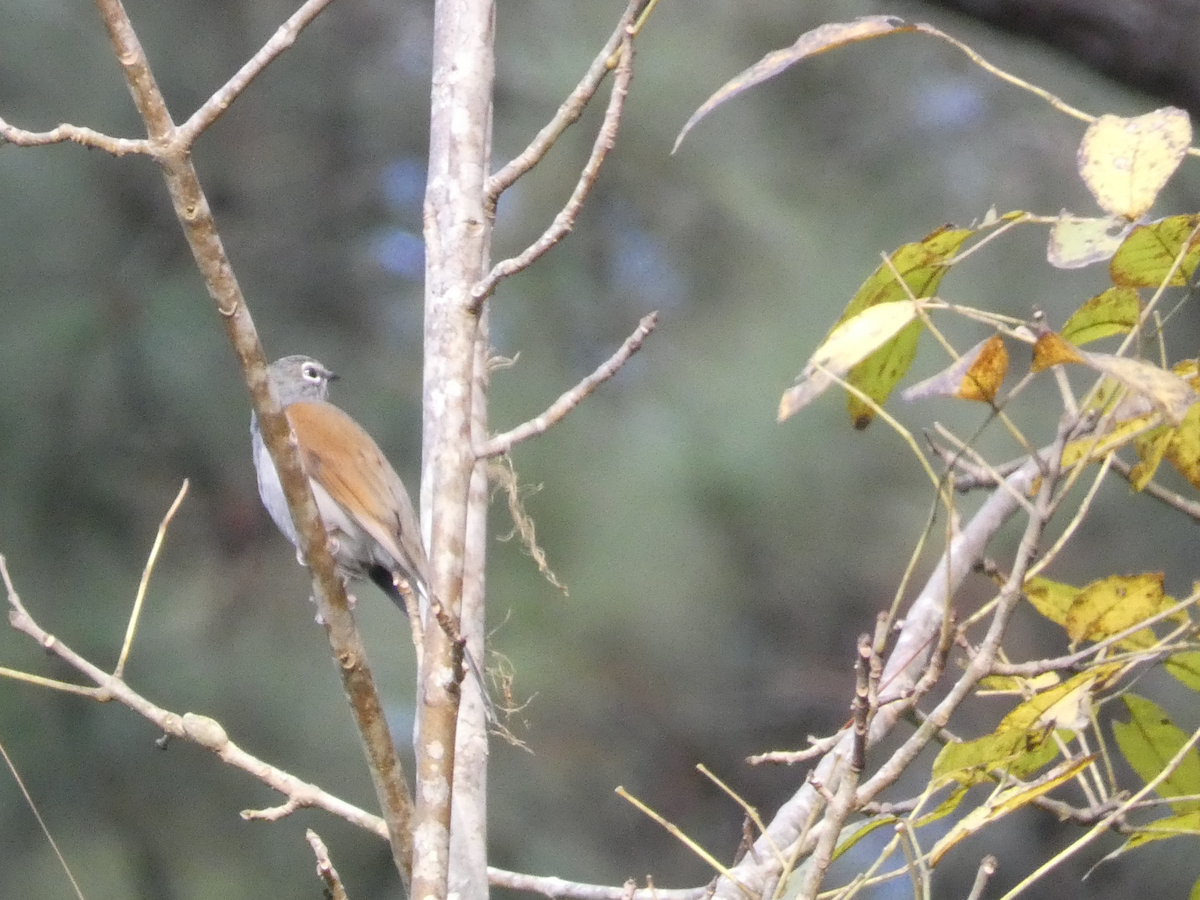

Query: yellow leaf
[978,672,1061,695]
[1110,215,1200,287]
[1130,425,1172,489]
[1065,573,1166,646]
[1062,411,1159,470]
[1160,401,1200,490]
[1034,332,1198,426]
[1165,652,1200,691]
[999,665,1121,734]
[778,301,922,421]
[1077,107,1192,219]
[1023,576,1078,627]
[932,727,1057,788]
[1081,353,1198,426]
[930,756,1094,866]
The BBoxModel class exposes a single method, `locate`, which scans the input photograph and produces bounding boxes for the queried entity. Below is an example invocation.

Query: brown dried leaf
[674,17,913,152]
[1031,332,1085,372]
[902,335,1007,403]
[1081,353,1198,426]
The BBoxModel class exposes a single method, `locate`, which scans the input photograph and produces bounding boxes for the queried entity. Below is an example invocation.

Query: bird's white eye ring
[302,363,322,382]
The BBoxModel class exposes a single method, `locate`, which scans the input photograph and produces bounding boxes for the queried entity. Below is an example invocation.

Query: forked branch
[472,29,636,308]
[1,0,339,155]
[3,0,420,884]
[486,0,649,202]
[1,557,389,839]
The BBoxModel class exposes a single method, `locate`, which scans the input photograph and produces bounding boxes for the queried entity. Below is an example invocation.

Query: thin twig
[473,29,635,308]
[894,822,930,900]
[0,665,104,697]
[1,0,336,155]
[696,764,786,869]
[616,787,754,897]
[747,731,846,766]
[486,0,645,201]
[115,479,189,678]
[851,635,873,772]
[178,0,341,144]
[0,119,150,154]
[966,856,997,900]
[0,736,86,900]
[307,830,350,900]
[990,588,1200,678]
[1,557,388,837]
[479,311,658,457]
[931,424,1037,518]
[1109,454,1200,521]
[795,756,858,900]
[916,24,1097,126]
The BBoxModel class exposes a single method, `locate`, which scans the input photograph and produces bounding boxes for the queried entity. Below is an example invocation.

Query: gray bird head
[269,355,338,405]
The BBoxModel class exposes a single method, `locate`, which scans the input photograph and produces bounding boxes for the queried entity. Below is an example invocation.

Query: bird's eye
[302,363,321,382]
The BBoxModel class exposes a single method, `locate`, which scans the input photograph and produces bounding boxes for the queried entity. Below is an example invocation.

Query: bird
[250,354,430,618]
[251,354,494,722]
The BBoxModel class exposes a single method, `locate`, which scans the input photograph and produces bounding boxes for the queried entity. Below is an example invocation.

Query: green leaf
[1060,287,1141,345]
[837,226,973,427]
[847,319,923,428]
[830,814,897,862]
[1125,810,1200,849]
[1113,694,1200,814]
[1064,572,1166,646]
[1110,215,1200,288]
[838,226,973,322]
[778,300,923,421]
[1166,652,1200,692]
[1023,576,1079,628]
[998,666,1119,734]
[932,726,1058,787]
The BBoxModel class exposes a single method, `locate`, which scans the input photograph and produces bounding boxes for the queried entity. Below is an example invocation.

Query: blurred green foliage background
[3,1,1200,898]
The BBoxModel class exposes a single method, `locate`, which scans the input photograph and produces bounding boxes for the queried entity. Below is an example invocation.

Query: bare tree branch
[1,557,390,839]
[479,311,658,457]
[486,0,644,201]
[708,429,1071,900]
[0,119,150,154]
[178,0,342,144]
[2,0,336,154]
[307,830,351,900]
[80,0,417,885]
[1108,454,1200,521]
[472,29,635,308]
[487,868,706,900]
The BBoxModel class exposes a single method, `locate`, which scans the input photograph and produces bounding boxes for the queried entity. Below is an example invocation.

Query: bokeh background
[2,0,1200,898]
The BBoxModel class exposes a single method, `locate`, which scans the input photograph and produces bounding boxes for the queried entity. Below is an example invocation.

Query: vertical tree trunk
[419,1,495,898]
